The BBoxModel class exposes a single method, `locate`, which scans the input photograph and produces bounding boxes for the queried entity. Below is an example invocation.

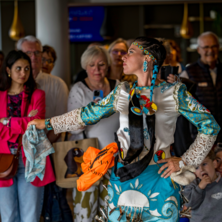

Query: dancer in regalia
[28,37,220,222]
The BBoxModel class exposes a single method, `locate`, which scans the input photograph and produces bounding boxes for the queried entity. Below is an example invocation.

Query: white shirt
[68,81,120,149]
[36,71,69,118]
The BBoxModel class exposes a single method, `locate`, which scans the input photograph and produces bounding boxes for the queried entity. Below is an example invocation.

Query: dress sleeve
[173,82,220,167]
[51,82,124,134]
[67,83,86,135]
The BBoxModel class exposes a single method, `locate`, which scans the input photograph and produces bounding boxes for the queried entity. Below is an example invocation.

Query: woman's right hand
[27,119,46,130]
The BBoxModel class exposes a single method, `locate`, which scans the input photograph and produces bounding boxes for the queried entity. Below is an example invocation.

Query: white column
[36,0,70,86]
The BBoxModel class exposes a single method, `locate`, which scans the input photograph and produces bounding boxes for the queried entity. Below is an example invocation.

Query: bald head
[197,32,219,47]
[197,32,219,68]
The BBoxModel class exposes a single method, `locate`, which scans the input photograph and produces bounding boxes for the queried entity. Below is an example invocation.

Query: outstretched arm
[28,82,124,133]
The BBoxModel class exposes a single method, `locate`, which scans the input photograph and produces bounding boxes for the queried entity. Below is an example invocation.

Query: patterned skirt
[107,163,181,222]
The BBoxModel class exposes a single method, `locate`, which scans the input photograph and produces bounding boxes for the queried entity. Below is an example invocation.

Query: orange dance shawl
[77,142,118,191]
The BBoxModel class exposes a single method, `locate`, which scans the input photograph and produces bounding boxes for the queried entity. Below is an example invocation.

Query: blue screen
[69,6,105,42]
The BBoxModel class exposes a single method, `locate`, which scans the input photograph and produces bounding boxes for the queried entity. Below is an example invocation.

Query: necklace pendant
[131,107,142,116]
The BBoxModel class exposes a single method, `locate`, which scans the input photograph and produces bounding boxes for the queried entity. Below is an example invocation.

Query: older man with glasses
[180,31,222,143]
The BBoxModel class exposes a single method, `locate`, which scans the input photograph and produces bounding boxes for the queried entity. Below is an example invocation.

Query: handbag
[52,132,99,188]
[0,135,22,180]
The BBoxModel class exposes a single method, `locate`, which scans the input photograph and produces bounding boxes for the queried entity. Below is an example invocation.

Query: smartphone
[160,66,179,81]
[93,90,103,102]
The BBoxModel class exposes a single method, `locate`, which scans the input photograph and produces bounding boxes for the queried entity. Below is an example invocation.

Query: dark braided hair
[134,37,166,102]
[134,37,166,67]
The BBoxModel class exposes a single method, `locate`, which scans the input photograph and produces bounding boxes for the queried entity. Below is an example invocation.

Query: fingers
[167,74,175,83]
[203,175,211,183]
[161,168,172,178]
[157,158,168,164]
[27,120,38,128]
[158,163,168,174]
[27,121,34,128]
[163,170,172,178]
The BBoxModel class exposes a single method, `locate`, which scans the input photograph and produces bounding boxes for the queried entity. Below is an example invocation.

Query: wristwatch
[179,160,185,169]
[2,118,9,126]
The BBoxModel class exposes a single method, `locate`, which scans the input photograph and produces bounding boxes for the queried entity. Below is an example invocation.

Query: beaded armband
[45,118,53,131]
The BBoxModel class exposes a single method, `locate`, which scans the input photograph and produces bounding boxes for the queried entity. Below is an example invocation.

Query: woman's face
[122,43,145,75]
[7,59,30,86]
[42,52,54,74]
[86,53,108,82]
[110,43,127,66]
[216,151,222,175]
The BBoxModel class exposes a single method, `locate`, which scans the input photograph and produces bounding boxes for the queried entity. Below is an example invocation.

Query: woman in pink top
[0,50,55,222]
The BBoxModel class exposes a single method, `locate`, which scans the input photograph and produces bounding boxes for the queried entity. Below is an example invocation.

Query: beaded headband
[132,42,157,63]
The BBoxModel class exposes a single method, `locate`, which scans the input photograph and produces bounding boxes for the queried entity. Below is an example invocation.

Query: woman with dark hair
[0,50,55,222]
[28,37,219,221]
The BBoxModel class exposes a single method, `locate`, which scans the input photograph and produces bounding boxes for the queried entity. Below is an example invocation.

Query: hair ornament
[153,65,159,74]
[150,65,159,103]
[132,42,157,63]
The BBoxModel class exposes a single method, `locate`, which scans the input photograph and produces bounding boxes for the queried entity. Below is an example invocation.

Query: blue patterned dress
[51,81,220,222]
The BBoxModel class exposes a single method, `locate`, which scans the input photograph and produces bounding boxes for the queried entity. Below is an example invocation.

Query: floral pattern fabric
[7,93,22,154]
[175,83,220,167]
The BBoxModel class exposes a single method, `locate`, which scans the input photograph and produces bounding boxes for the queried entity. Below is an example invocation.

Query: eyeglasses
[25,51,42,57]
[199,45,219,50]
[88,62,107,70]
[111,49,127,56]
[42,57,54,64]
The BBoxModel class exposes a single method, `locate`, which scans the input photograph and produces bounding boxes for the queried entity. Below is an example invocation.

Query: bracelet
[45,118,53,131]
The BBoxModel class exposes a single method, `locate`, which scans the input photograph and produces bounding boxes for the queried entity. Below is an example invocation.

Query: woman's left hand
[157,156,182,178]
[167,74,179,84]
[0,118,5,124]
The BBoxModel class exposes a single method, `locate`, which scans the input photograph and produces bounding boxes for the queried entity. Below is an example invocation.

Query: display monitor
[69,6,105,42]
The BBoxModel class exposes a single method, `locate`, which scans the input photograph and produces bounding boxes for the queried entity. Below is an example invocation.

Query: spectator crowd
[0,31,222,222]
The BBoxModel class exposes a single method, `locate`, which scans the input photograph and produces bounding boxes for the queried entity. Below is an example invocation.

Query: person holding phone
[67,45,120,222]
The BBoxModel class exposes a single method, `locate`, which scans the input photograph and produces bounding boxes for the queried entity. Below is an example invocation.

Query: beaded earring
[143,60,148,72]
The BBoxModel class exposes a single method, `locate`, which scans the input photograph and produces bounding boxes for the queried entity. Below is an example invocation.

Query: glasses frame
[111,49,127,56]
[199,45,219,51]
[42,57,54,65]
[25,51,42,57]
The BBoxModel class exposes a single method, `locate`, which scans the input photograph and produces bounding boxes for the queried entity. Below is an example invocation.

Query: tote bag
[52,137,99,188]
